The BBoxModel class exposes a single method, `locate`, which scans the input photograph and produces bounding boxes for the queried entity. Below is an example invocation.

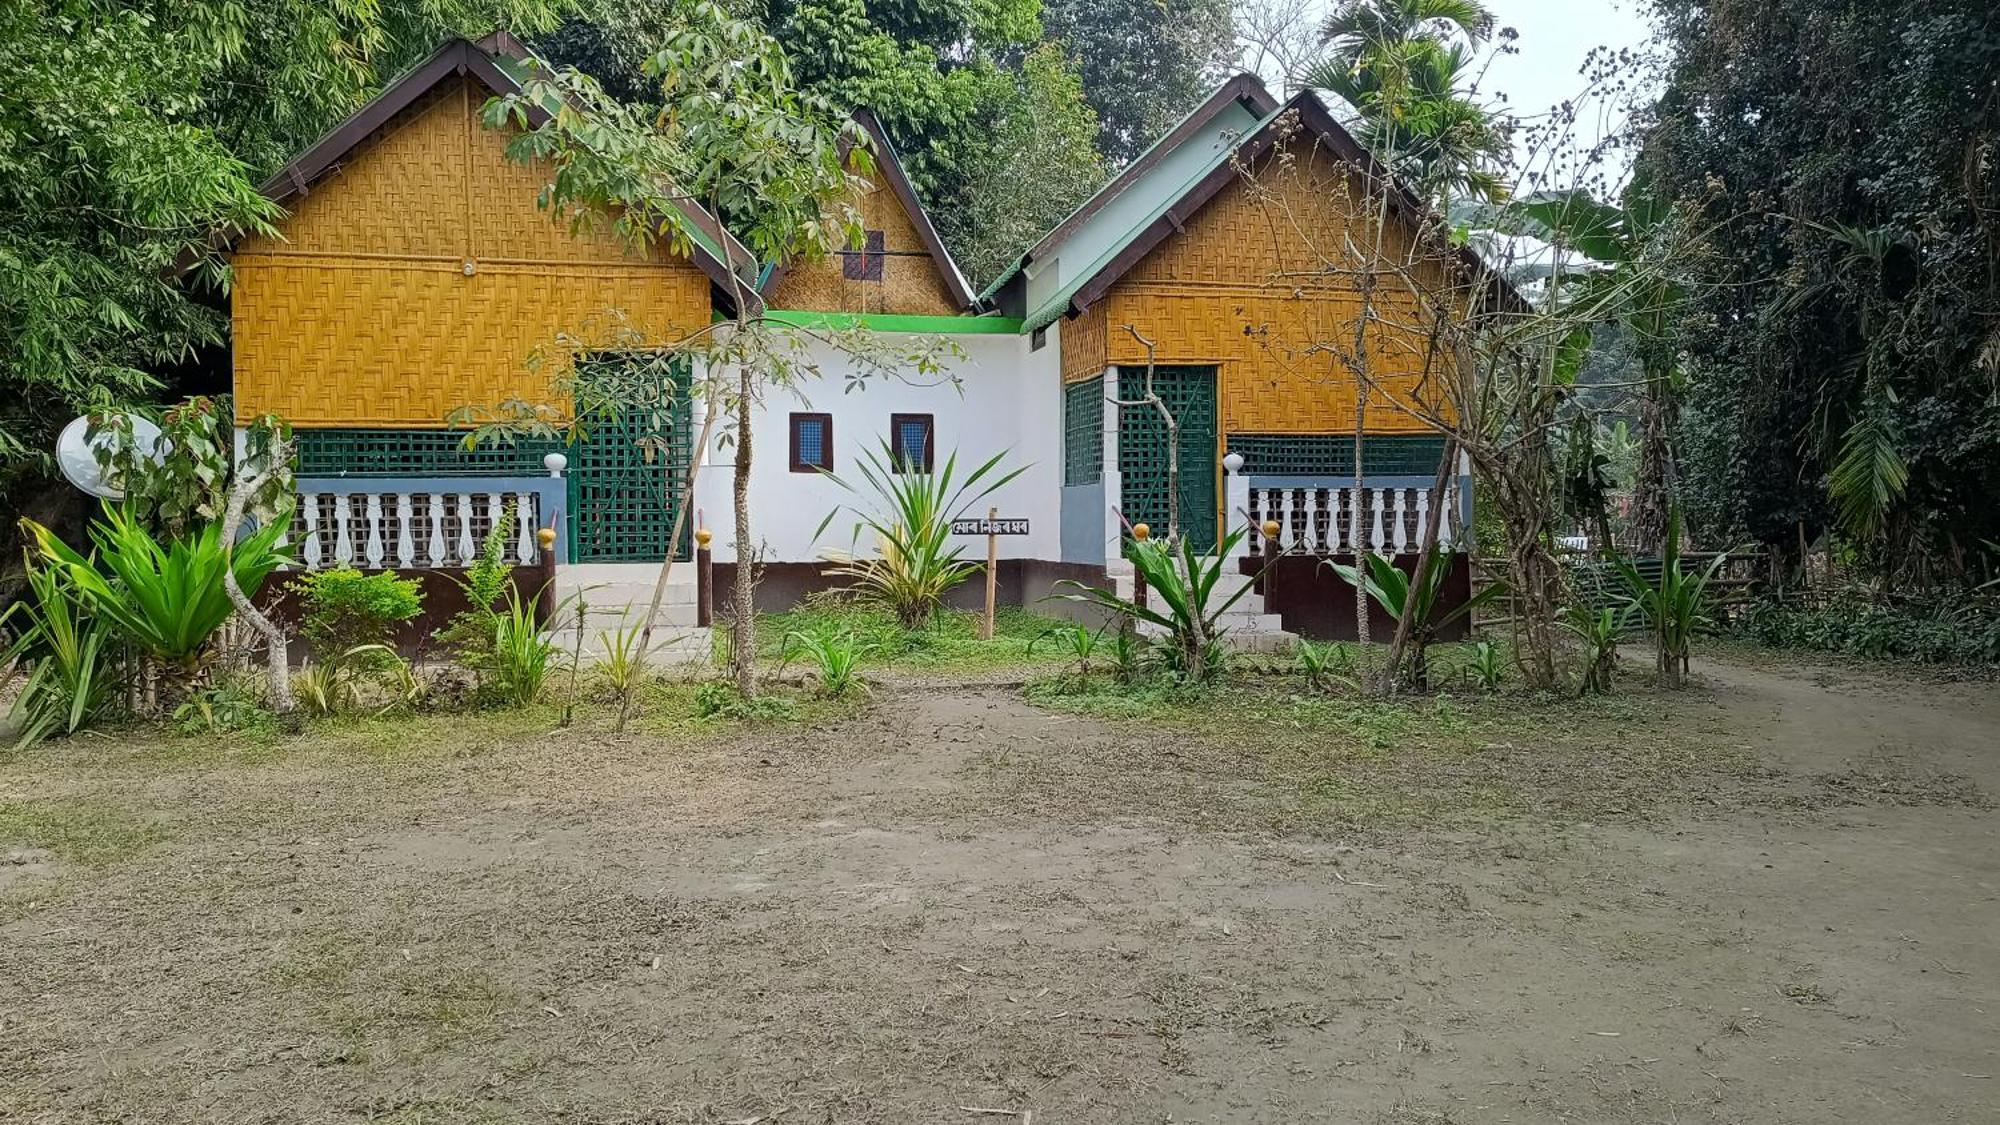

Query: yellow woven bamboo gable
[1081,138,1457,436]
[765,175,962,315]
[232,78,710,427]
[1060,302,1108,385]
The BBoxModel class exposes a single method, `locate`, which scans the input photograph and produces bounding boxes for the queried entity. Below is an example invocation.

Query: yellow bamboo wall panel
[766,179,961,314]
[1060,300,1108,384]
[232,260,707,426]
[232,76,710,426]
[1092,138,1457,435]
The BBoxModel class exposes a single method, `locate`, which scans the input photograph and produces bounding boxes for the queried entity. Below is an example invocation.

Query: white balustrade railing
[286,488,541,570]
[1244,482,1463,555]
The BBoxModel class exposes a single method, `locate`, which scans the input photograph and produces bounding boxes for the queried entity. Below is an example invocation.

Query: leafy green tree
[935,44,1106,284]
[1644,0,2000,587]
[1041,0,1238,165]
[0,0,569,508]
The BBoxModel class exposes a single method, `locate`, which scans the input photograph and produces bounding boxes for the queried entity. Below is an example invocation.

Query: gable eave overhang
[216,34,763,313]
[977,73,1283,304]
[758,109,979,312]
[1032,90,1522,331]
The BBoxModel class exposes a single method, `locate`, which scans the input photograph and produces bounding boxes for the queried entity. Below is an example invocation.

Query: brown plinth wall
[714,560,1113,626]
[251,558,558,663]
[1241,552,1474,643]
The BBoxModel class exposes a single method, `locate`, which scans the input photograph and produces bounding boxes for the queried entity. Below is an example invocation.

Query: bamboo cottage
[226,33,1486,641]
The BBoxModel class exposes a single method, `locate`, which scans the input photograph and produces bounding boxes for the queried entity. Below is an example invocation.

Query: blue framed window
[890,413,933,474]
[789,412,833,473]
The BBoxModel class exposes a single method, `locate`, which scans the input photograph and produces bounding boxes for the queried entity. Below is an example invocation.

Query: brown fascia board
[1066,92,1524,320]
[1022,73,1282,267]
[759,109,979,311]
[222,35,760,311]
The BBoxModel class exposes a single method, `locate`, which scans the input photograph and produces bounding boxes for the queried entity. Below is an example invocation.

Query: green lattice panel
[295,429,560,477]
[1225,434,1448,478]
[567,359,694,562]
[1117,366,1218,552]
[1063,377,1103,486]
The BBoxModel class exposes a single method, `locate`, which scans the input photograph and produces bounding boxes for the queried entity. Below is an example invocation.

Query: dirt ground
[2,651,1996,1124]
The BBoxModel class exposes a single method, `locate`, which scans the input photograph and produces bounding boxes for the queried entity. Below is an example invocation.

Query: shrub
[484,587,565,708]
[290,566,424,663]
[1466,638,1505,691]
[1739,595,2000,665]
[1607,511,1726,689]
[817,442,1025,629]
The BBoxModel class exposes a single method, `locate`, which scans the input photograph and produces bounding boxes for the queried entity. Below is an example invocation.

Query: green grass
[758,601,1080,676]
[1019,666,1753,830]
[0,797,169,866]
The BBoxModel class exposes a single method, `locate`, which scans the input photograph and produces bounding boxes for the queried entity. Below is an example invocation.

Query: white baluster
[1344,488,1362,551]
[1247,487,1263,551]
[515,493,535,563]
[300,493,322,570]
[1439,481,1459,546]
[486,493,503,558]
[1275,488,1294,551]
[427,495,447,567]
[332,494,355,564]
[394,494,414,566]
[363,493,385,567]
[1391,489,1409,553]
[1413,486,1431,548]
[456,494,476,563]
[1371,488,1388,551]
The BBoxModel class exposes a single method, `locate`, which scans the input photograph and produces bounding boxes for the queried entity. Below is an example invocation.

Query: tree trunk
[1631,374,1676,555]
[1381,437,1458,694]
[730,362,758,699]
[220,439,295,717]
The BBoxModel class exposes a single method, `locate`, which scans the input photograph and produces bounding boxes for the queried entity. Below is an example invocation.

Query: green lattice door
[1117,365,1218,552]
[568,358,694,562]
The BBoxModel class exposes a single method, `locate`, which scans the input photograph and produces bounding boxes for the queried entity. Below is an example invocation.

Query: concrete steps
[547,564,712,665]
[1108,557,1297,654]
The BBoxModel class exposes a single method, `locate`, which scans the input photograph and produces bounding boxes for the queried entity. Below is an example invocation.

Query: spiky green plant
[1607,510,1727,689]
[1559,604,1630,694]
[1030,623,1104,677]
[594,616,650,707]
[781,626,871,698]
[485,586,567,708]
[25,507,289,675]
[1296,638,1355,690]
[1329,552,1504,690]
[816,442,1026,630]
[1466,638,1504,691]
[1,555,122,748]
[1054,527,1262,682]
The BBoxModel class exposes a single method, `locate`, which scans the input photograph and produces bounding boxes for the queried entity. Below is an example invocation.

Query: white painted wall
[693,330,1067,564]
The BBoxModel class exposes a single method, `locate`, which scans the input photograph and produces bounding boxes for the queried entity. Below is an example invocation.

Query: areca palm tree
[1299,0,1506,205]
[1320,0,1495,54]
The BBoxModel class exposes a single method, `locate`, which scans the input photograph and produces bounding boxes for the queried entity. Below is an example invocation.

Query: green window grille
[1226,433,1448,478]
[568,357,694,562]
[294,429,560,477]
[1063,377,1103,486]
[1117,366,1218,552]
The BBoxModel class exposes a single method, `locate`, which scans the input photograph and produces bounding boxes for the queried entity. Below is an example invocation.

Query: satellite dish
[56,414,162,500]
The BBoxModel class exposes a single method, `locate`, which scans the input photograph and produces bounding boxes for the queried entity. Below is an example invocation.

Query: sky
[1480,0,1660,182]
